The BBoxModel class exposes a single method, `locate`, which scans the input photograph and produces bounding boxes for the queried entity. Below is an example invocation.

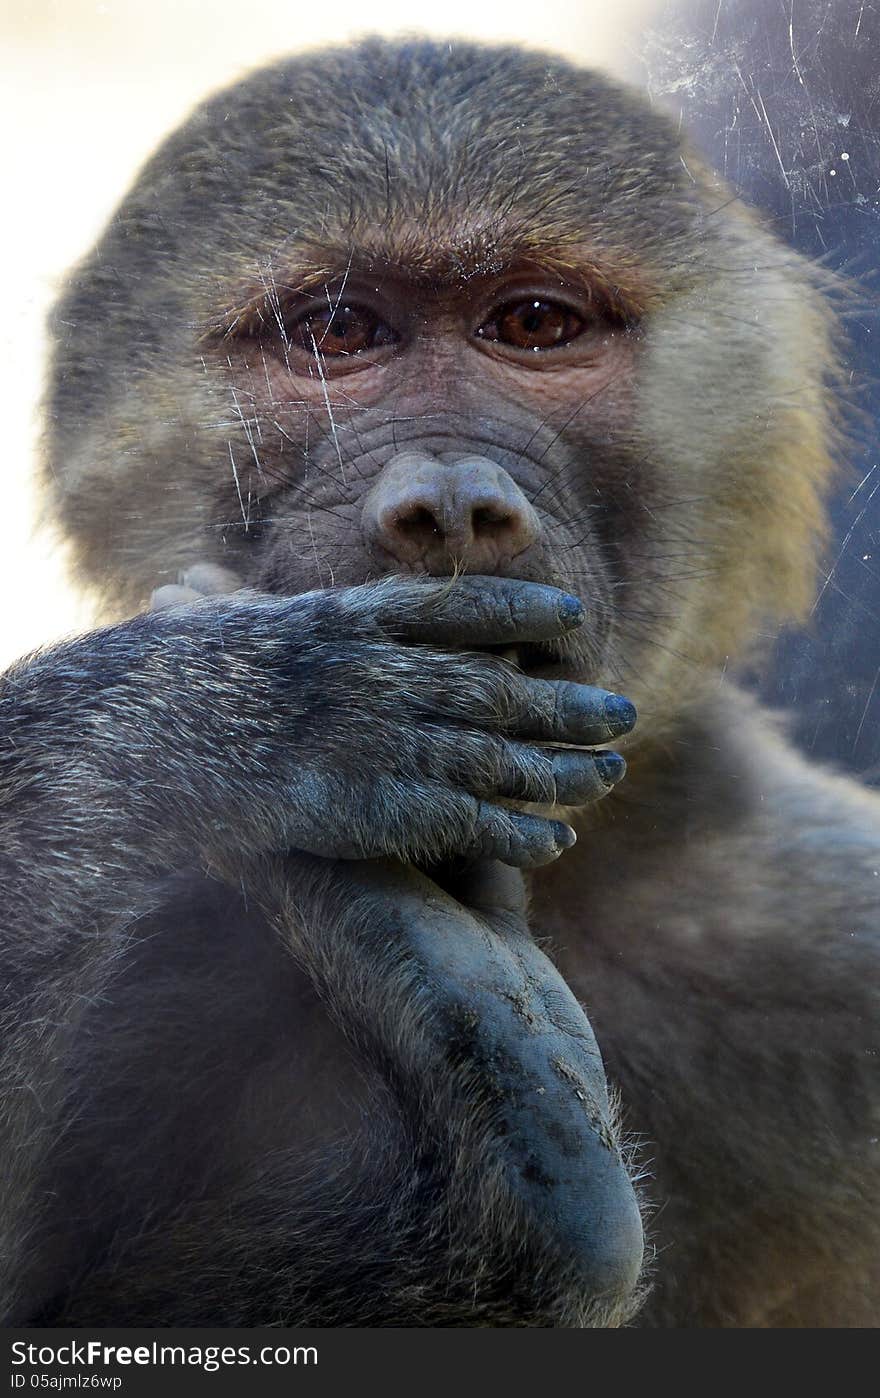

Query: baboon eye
[291,303,396,356]
[477,298,587,351]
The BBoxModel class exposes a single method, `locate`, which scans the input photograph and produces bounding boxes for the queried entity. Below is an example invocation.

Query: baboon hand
[123,574,637,868]
[276,851,644,1296]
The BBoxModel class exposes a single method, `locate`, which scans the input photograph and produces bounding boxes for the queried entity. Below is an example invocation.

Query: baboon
[1,37,878,1328]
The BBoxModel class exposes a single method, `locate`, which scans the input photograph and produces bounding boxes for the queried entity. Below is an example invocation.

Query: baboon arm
[38,853,643,1326]
[0,626,212,1319]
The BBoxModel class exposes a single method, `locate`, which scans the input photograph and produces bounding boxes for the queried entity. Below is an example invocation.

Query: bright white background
[0,0,660,668]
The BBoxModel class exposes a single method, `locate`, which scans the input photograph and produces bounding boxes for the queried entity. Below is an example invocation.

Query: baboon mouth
[473,642,570,678]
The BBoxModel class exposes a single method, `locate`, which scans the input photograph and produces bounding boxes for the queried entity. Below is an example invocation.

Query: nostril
[396,505,440,536]
[472,504,513,533]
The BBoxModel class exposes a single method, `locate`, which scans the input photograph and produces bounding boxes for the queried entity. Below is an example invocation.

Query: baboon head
[44,37,838,730]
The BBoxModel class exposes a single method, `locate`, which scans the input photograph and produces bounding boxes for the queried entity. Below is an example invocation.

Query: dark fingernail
[595,752,627,786]
[604,694,637,734]
[556,594,584,629]
[552,820,578,850]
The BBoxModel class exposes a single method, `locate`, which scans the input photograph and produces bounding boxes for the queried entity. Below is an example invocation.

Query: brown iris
[292,304,394,356]
[478,298,587,351]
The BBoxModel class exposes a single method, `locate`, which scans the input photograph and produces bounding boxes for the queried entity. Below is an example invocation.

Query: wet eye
[291,303,396,356]
[477,298,587,351]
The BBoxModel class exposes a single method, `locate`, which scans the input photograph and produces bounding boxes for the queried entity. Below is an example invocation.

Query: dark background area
[643,0,880,782]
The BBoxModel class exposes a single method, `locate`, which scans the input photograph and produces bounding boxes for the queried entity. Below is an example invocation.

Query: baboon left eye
[291,304,396,356]
[476,298,587,351]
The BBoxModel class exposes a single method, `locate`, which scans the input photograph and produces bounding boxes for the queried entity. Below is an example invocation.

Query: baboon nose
[362,450,539,574]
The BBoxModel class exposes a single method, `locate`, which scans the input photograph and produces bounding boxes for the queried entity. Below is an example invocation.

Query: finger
[181,563,244,596]
[362,779,577,868]
[468,741,626,805]
[149,584,204,611]
[505,676,637,746]
[450,797,576,868]
[366,575,586,646]
[285,777,573,870]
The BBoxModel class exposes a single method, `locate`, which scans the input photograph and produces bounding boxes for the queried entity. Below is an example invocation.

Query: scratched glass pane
[643,0,880,781]
[1,0,878,1338]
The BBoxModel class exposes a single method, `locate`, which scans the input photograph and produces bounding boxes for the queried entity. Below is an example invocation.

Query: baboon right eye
[478,298,588,352]
[290,303,398,357]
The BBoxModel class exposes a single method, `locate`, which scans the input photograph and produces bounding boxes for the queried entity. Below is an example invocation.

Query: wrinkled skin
[1,38,879,1327]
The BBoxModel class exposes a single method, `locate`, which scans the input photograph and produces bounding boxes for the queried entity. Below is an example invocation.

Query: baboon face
[47,39,835,722]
